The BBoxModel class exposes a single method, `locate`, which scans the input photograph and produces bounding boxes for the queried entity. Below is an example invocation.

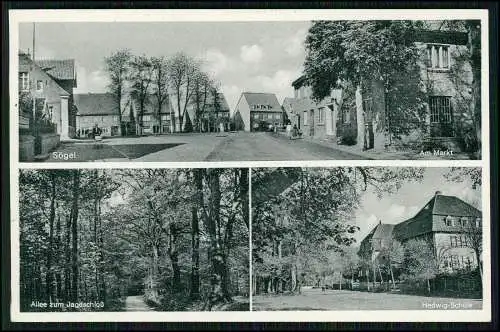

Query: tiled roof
[361,194,482,244]
[212,92,230,112]
[18,53,70,97]
[140,96,173,115]
[242,92,281,111]
[36,59,76,81]
[373,223,395,239]
[432,194,481,217]
[74,93,118,116]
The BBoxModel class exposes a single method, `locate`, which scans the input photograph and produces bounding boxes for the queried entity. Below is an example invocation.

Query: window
[36,80,43,91]
[303,111,308,125]
[48,106,53,120]
[19,72,29,91]
[427,44,451,69]
[253,113,259,119]
[113,115,119,122]
[274,113,281,120]
[267,113,272,120]
[318,107,325,124]
[161,115,169,121]
[450,235,458,247]
[475,217,481,228]
[143,115,151,122]
[429,96,453,137]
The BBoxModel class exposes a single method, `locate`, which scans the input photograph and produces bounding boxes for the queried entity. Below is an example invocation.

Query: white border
[9,9,491,323]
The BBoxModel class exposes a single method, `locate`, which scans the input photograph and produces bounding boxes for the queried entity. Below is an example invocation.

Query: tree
[105,49,131,136]
[190,70,213,132]
[129,55,153,135]
[167,52,200,132]
[151,56,170,133]
[304,21,428,147]
[444,167,481,190]
[401,238,439,294]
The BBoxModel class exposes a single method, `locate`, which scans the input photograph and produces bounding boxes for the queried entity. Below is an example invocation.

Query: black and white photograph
[18,168,250,312]
[251,167,483,311]
[7,8,492,325]
[15,18,483,162]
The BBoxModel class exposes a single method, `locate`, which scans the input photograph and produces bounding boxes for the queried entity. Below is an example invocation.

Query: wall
[19,135,35,161]
[39,133,61,155]
[250,111,283,130]
[433,232,478,272]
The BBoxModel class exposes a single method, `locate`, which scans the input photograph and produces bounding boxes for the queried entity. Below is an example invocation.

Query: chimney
[435,191,442,196]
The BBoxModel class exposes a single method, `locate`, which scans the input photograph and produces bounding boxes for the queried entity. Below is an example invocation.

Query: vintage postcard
[8,8,491,324]
[252,167,484,311]
[10,10,488,163]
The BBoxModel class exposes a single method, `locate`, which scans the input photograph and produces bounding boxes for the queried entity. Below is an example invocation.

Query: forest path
[125,295,155,311]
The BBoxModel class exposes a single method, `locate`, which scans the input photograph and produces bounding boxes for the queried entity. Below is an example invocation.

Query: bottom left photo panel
[17,168,250,312]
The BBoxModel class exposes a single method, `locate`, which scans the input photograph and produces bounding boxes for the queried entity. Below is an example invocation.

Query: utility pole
[32,23,36,133]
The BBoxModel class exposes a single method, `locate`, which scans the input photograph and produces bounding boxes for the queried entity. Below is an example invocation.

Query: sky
[353,167,481,243]
[19,21,310,110]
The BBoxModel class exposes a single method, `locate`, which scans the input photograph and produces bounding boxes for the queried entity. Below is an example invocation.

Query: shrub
[340,126,357,146]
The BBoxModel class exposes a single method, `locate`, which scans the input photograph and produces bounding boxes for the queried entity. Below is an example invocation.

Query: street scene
[19,168,249,312]
[252,167,483,310]
[17,19,481,162]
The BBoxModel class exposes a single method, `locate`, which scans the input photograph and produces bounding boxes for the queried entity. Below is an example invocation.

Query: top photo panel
[13,12,487,162]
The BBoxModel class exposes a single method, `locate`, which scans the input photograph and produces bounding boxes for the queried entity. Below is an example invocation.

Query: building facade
[232,92,284,132]
[286,29,473,152]
[133,95,175,135]
[74,93,122,137]
[359,191,482,274]
[283,77,343,140]
[18,53,77,140]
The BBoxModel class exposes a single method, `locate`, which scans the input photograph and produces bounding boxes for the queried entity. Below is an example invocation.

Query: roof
[74,93,118,116]
[291,75,307,89]
[372,223,395,239]
[242,92,281,110]
[18,53,70,97]
[359,193,482,244]
[212,92,230,112]
[432,194,481,217]
[393,194,481,241]
[36,59,77,82]
[133,95,173,115]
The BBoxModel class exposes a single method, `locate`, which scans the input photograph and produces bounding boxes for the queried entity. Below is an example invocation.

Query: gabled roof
[393,193,481,241]
[18,53,70,97]
[36,59,77,82]
[373,223,395,239]
[212,92,230,112]
[139,96,173,115]
[242,92,281,110]
[74,93,118,116]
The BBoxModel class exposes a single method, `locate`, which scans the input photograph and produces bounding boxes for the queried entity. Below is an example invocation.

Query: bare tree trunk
[71,170,80,303]
[206,170,230,309]
[45,173,56,303]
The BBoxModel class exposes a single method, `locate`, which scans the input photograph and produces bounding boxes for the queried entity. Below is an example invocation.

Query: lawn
[252,289,483,311]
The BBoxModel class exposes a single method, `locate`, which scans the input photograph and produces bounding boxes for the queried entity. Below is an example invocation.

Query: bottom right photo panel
[251,167,483,311]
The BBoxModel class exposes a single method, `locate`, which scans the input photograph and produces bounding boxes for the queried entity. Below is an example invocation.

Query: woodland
[19,168,249,312]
